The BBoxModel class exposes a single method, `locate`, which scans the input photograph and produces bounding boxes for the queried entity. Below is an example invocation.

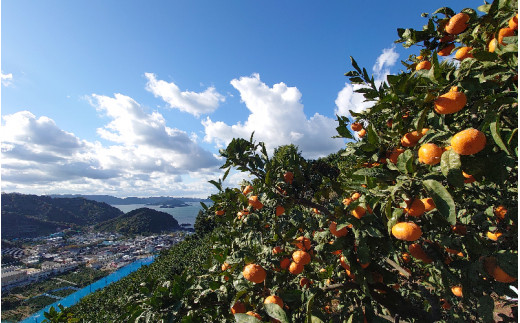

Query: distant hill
[95,208,183,235]
[1,193,124,239]
[49,194,210,206]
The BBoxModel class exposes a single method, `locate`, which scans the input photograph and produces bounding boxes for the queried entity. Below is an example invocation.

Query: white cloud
[202,73,344,159]
[145,73,225,117]
[335,46,400,118]
[1,94,224,198]
[1,72,13,86]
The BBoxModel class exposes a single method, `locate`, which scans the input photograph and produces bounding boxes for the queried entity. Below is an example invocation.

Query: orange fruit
[434,86,467,114]
[401,131,423,147]
[409,243,433,263]
[405,199,426,217]
[351,192,361,200]
[418,143,443,165]
[351,122,363,131]
[438,43,455,56]
[300,277,312,287]
[451,128,486,155]
[222,262,231,271]
[284,171,294,184]
[248,196,264,210]
[288,261,304,275]
[339,256,349,269]
[280,258,291,269]
[488,38,498,53]
[402,252,411,263]
[451,286,463,297]
[215,210,225,216]
[243,264,266,284]
[455,46,473,60]
[498,27,515,45]
[462,171,476,183]
[243,185,253,195]
[329,221,348,237]
[509,14,518,30]
[388,148,405,164]
[421,198,436,212]
[272,246,282,254]
[487,231,503,241]
[416,61,432,71]
[386,119,393,128]
[246,311,262,320]
[494,205,507,220]
[484,257,517,283]
[292,250,311,265]
[445,13,470,34]
[231,301,246,314]
[445,248,464,257]
[264,295,284,308]
[294,236,311,251]
[359,261,370,269]
[342,198,352,206]
[421,128,430,136]
[416,55,424,60]
[275,205,285,216]
[391,222,422,241]
[358,128,367,137]
[351,206,366,219]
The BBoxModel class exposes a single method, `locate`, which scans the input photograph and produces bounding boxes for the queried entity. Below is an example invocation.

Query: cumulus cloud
[1,72,13,86]
[1,94,223,197]
[335,46,400,118]
[202,73,344,159]
[145,73,225,117]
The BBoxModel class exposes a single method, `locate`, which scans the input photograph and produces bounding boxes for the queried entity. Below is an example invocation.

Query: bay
[112,201,212,227]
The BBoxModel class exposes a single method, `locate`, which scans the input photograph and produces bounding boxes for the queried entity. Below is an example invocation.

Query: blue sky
[2,1,469,197]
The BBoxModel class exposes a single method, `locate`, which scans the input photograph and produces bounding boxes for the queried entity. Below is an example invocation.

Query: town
[1,229,189,292]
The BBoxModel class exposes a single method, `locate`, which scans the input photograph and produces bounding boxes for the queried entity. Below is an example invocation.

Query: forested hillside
[1,193,123,239]
[95,207,183,235]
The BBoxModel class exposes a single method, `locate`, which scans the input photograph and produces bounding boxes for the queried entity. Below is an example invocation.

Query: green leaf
[265,303,290,323]
[353,168,395,181]
[309,316,325,323]
[350,56,362,73]
[366,123,380,146]
[428,52,441,83]
[234,313,263,323]
[440,150,464,187]
[422,179,456,225]
[477,295,494,322]
[490,120,511,155]
[222,167,231,182]
[397,150,414,174]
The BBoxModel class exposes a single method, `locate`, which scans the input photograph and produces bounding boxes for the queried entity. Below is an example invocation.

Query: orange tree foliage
[140,2,517,323]
[181,2,519,322]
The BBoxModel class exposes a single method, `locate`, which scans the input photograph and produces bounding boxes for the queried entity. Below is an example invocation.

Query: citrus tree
[178,1,518,322]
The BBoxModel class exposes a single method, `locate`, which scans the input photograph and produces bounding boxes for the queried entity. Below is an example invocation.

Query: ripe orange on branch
[483,257,517,283]
[421,198,436,212]
[509,14,518,30]
[275,205,285,216]
[438,43,455,56]
[294,236,311,251]
[450,128,486,155]
[242,185,253,195]
[451,286,463,297]
[283,171,294,184]
[434,86,466,114]
[416,61,431,71]
[288,261,304,275]
[455,47,474,60]
[351,122,363,131]
[243,264,266,284]
[351,205,366,219]
[445,13,470,34]
[391,222,422,241]
[401,131,423,147]
[494,205,507,220]
[329,221,348,237]
[418,143,443,165]
[409,243,433,263]
[231,301,246,314]
[248,195,264,210]
[264,295,284,308]
[498,27,515,45]
[405,199,426,217]
[292,250,311,265]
